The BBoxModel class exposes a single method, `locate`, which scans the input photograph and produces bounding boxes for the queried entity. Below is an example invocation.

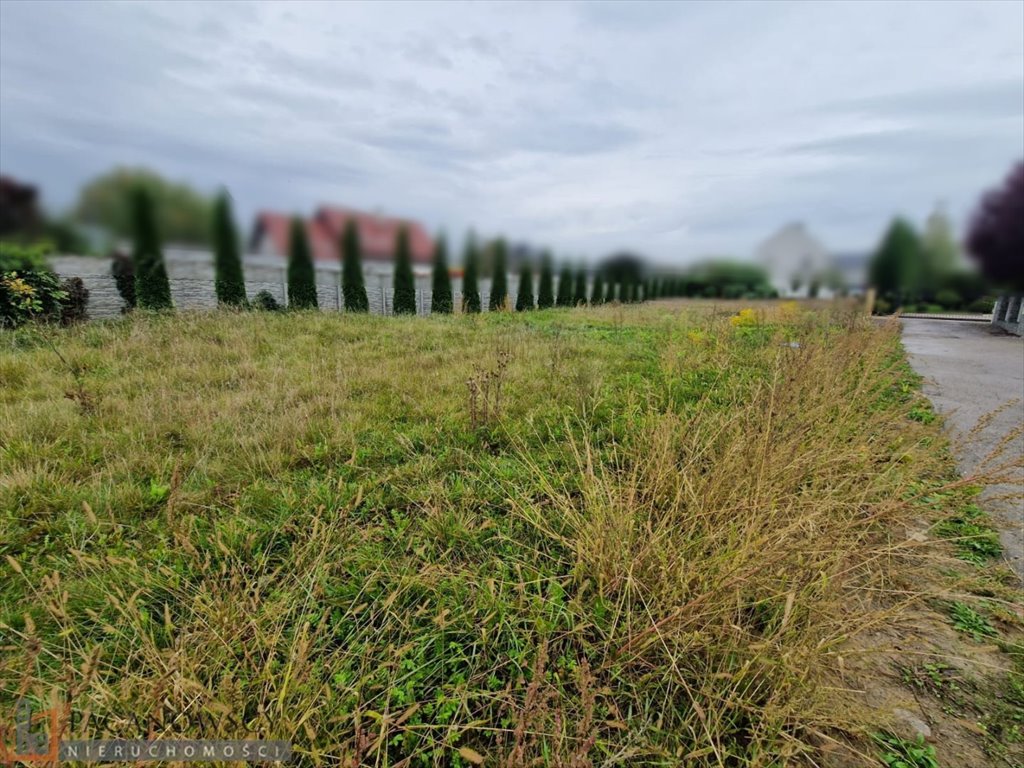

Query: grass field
[0,301,1018,766]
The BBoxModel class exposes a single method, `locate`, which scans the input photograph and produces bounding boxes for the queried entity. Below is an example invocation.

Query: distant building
[249,205,434,276]
[754,222,832,297]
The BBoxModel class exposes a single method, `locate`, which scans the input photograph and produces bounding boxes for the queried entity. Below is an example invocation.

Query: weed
[948,601,998,640]
[873,732,940,768]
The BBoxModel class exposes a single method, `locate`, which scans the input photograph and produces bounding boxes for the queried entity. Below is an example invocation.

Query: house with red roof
[249,206,433,270]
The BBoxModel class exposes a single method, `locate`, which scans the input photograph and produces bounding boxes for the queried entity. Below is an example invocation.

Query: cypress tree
[287,218,318,309]
[462,232,481,314]
[341,220,369,312]
[573,267,587,306]
[430,232,453,314]
[212,191,245,306]
[131,187,173,310]
[489,238,508,311]
[537,252,555,309]
[606,281,617,303]
[393,226,416,315]
[515,261,534,311]
[555,265,573,307]
[590,271,605,305]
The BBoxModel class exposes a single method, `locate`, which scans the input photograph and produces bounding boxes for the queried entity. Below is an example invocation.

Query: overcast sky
[1,0,1022,265]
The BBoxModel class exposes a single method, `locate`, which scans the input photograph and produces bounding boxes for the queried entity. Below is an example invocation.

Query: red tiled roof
[251,206,433,264]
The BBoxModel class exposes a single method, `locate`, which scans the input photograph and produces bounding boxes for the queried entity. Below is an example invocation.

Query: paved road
[901,319,1024,580]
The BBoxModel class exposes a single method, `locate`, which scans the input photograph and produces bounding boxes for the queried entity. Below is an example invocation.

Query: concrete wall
[48,250,532,319]
[992,295,1024,336]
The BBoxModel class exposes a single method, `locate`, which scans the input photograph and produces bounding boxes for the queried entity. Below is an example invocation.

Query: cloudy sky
[1,1,1022,265]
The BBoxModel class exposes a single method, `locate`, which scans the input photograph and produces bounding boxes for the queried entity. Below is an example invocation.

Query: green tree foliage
[212,192,245,307]
[573,267,587,306]
[967,162,1024,289]
[430,233,453,314]
[869,218,924,302]
[556,265,573,307]
[462,233,481,314]
[590,271,605,305]
[341,220,369,313]
[488,239,508,311]
[286,218,318,309]
[75,167,213,245]
[130,187,173,310]
[515,261,534,311]
[606,281,617,303]
[537,252,555,309]
[680,261,773,298]
[923,207,959,278]
[393,227,416,315]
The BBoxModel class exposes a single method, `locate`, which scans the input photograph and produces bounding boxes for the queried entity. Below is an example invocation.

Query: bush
[59,277,89,325]
[110,250,136,312]
[251,290,281,311]
[0,242,68,328]
[967,297,995,313]
[934,289,962,309]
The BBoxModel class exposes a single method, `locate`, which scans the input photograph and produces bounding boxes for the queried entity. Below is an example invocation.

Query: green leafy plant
[948,601,997,640]
[873,732,939,768]
[933,504,1002,564]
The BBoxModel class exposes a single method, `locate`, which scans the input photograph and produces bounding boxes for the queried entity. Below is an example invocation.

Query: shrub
[556,265,573,307]
[967,297,995,313]
[212,192,246,307]
[515,261,534,311]
[590,271,605,305]
[59,277,89,325]
[286,218,317,309]
[251,290,282,311]
[110,250,136,312]
[462,233,481,314]
[573,267,587,306]
[393,226,416,315]
[536,253,555,309]
[341,220,369,313]
[130,186,173,310]
[0,242,67,328]
[934,289,962,309]
[430,233,453,314]
[488,238,508,311]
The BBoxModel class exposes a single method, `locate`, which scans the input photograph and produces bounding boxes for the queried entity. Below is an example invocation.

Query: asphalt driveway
[901,319,1024,580]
